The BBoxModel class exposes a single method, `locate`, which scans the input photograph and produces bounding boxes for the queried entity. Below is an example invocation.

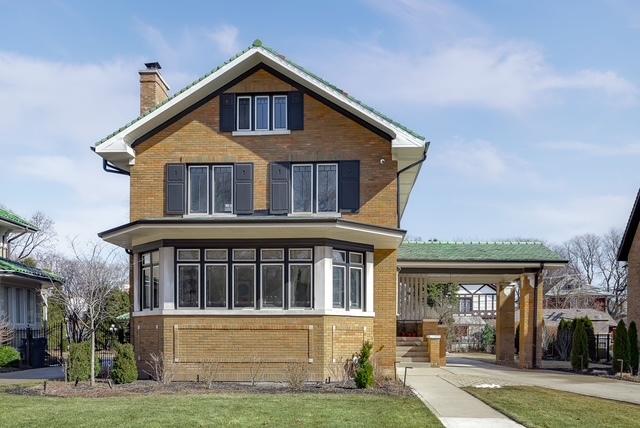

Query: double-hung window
[187,165,234,215]
[292,164,313,213]
[255,96,269,131]
[332,250,364,310]
[273,95,287,130]
[291,163,338,214]
[289,249,313,309]
[140,250,160,310]
[177,249,200,308]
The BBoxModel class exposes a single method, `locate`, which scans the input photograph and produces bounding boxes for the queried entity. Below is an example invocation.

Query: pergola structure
[398,241,567,368]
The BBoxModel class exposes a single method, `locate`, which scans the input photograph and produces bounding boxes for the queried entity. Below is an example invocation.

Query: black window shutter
[287,91,304,130]
[234,163,254,214]
[338,160,360,213]
[270,162,290,214]
[220,93,235,132]
[165,164,186,215]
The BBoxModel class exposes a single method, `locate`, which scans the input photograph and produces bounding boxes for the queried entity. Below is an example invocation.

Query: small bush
[285,362,308,390]
[481,325,496,352]
[0,346,20,367]
[629,321,639,375]
[111,343,138,384]
[613,320,630,373]
[354,341,374,389]
[571,319,589,371]
[68,342,101,382]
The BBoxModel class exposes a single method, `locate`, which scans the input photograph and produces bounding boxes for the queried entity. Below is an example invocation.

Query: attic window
[237,96,251,131]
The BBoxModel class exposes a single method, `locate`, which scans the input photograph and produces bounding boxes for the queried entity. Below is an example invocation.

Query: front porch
[397,241,567,369]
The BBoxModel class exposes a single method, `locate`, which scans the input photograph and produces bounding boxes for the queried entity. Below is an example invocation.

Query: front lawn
[0,390,440,427]
[464,385,640,428]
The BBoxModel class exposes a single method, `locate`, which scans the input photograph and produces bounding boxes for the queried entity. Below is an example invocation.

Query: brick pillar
[535,276,544,367]
[426,335,441,367]
[373,249,397,375]
[496,281,515,366]
[519,274,538,369]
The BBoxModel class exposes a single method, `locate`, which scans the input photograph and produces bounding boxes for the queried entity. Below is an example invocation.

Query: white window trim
[204,263,228,309]
[233,248,256,262]
[177,248,200,262]
[187,165,209,215]
[205,248,228,262]
[316,163,338,214]
[260,263,285,309]
[332,264,346,309]
[254,95,270,131]
[260,248,285,262]
[289,248,313,261]
[349,266,363,310]
[232,264,256,309]
[177,263,200,309]
[212,165,234,214]
[236,95,252,131]
[273,94,288,130]
[289,263,313,309]
[291,164,314,214]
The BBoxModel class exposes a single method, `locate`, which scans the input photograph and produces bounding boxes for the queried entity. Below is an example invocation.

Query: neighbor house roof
[0,208,37,232]
[398,241,566,263]
[93,40,427,219]
[0,257,62,283]
[618,188,640,262]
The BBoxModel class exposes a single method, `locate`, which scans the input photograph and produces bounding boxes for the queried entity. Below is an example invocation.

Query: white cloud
[541,141,640,156]
[207,25,241,56]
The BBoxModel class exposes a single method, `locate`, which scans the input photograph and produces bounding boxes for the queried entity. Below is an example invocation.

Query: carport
[397,241,567,368]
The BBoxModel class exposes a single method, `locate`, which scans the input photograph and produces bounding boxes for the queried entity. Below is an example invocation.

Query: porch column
[496,281,515,366]
[519,273,543,368]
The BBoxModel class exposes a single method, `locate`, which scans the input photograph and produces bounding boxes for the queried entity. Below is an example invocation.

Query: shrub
[68,342,101,382]
[555,319,573,361]
[629,321,639,376]
[572,317,596,361]
[354,341,374,389]
[0,346,20,367]
[111,343,138,384]
[481,324,496,352]
[284,362,308,390]
[613,320,629,373]
[570,319,589,371]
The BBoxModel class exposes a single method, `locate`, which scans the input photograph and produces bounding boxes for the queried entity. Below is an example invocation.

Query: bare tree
[564,234,601,286]
[51,240,127,386]
[597,229,628,319]
[7,211,56,262]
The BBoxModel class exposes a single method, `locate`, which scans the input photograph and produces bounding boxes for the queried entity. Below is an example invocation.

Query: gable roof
[0,257,62,283]
[618,188,640,262]
[93,40,427,219]
[398,241,566,263]
[0,208,37,232]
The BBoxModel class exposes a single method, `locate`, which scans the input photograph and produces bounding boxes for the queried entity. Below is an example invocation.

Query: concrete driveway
[0,366,64,384]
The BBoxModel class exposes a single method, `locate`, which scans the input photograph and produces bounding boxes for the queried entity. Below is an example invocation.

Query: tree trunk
[90,316,95,387]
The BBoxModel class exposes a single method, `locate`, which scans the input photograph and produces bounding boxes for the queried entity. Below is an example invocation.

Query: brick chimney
[139,62,170,115]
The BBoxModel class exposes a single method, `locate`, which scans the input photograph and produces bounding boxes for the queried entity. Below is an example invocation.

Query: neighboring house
[545,283,611,312]
[0,208,58,328]
[93,41,427,380]
[539,308,616,335]
[618,188,640,327]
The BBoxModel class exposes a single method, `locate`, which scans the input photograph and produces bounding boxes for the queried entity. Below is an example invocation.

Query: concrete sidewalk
[0,366,64,384]
[400,366,523,428]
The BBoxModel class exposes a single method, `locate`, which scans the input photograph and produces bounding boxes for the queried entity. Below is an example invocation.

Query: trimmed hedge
[613,320,629,373]
[68,342,101,382]
[0,346,20,368]
[629,321,639,375]
[570,319,589,371]
[111,343,138,384]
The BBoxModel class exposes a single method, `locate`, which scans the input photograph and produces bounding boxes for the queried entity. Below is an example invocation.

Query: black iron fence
[595,333,611,362]
[10,322,65,368]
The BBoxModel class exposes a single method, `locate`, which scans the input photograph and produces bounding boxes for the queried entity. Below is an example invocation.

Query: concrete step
[397,338,424,346]
[396,356,429,363]
[396,350,427,358]
[396,362,433,368]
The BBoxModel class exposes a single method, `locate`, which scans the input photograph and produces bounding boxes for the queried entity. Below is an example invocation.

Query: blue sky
[1,0,638,250]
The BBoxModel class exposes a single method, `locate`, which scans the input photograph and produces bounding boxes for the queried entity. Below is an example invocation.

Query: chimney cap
[144,62,162,70]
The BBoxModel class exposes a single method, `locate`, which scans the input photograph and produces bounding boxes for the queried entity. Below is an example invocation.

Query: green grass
[0,391,440,428]
[465,386,640,428]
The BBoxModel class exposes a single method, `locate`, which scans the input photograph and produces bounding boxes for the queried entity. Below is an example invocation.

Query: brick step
[396,338,424,346]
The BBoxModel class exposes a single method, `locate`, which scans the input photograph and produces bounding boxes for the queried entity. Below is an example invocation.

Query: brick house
[93,41,426,380]
[618,188,640,326]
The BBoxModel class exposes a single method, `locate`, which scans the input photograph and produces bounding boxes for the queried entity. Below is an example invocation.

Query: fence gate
[11,322,64,368]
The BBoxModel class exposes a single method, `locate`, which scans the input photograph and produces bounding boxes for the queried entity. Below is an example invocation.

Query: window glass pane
[233,265,255,308]
[349,268,362,309]
[333,266,345,309]
[255,96,269,130]
[273,96,287,129]
[292,165,312,212]
[349,253,363,265]
[317,164,337,212]
[177,249,200,261]
[151,251,159,264]
[178,265,199,308]
[237,97,250,130]
[213,166,233,213]
[189,166,208,214]
[261,264,284,308]
[205,249,228,261]
[142,267,151,309]
[289,248,312,261]
[290,264,312,308]
[142,253,151,265]
[233,249,256,261]
[152,265,160,309]
[206,265,227,308]
[261,249,284,261]
[332,250,346,264]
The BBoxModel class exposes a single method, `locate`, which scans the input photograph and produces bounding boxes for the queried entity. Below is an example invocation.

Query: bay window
[261,264,284,308]
[140,250,159,310]
[205,264,227,308]
[332,249,364,310]
[177,249,200,308]
[233,264,255,308]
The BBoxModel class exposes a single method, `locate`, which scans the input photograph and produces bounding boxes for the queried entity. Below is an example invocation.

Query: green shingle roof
[0,257,62,283]
[94,40,424,147]
[0,208,37,231]
[399,241,566,263]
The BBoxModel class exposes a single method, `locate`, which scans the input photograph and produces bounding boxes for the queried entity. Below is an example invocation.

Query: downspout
[396,143,429,228]
[90,147,131,176]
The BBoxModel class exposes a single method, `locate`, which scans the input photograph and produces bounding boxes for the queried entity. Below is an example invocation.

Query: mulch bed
[4,379,414,399]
